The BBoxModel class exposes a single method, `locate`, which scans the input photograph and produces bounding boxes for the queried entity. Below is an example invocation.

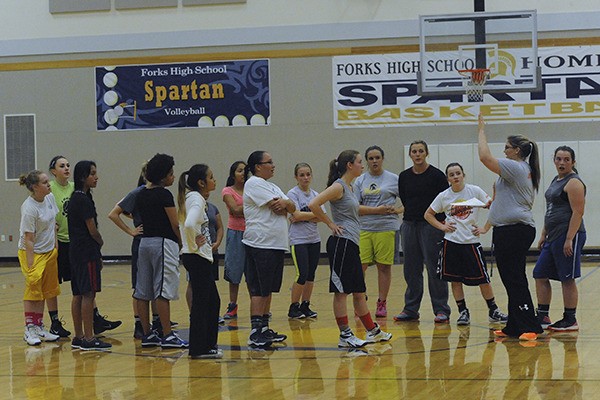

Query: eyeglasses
[257,160,274,165]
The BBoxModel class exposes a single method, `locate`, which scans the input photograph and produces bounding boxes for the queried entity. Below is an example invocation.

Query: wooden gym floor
[1,260,599,399]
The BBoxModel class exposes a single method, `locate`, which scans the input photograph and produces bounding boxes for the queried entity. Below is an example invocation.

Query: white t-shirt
[18,193,58,253]
[180,191,213,262]
[242,175,289,250]
[429,184,491,244]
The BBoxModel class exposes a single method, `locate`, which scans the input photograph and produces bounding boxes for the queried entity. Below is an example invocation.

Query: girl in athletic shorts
[354,145,403,318]
[424,162,507,326]
[534,146,586,332]
[309,150,392,348]
[134,153,187,349]
[287,162,322,319]
[221,161,246,320]
[178,164,222,359]
[18,170,61,346]
[68,161,111,351]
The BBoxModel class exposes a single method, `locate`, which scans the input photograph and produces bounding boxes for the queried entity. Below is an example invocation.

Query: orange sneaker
[518,332,537,341]
[494,330,508,337]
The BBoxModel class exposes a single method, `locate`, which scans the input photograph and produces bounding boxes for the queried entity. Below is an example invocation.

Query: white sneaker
[338,332,367,348]
[34,324,60,342]
[365,323,392,343]
[24,324,41,346]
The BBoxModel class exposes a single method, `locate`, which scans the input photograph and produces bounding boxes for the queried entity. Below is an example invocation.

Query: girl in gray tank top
[308,150,392,349]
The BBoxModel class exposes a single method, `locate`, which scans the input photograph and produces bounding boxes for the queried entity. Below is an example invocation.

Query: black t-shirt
[398,165,448,222]
[135,186,178,243]
[67,190,102,263]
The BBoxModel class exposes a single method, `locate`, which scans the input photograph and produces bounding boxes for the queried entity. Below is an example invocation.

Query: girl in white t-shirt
[18,170,61,346]
[424,163,507,326]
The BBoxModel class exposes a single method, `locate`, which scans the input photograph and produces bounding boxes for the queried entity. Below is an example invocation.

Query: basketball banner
[95,59,270,131]
[333,46,600,128]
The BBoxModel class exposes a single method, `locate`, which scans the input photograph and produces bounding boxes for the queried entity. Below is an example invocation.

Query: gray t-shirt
[489,158,535,227]
[287,185,322,246]
[19,193,58,253]
[330,179,360,245]
[354,170,400,232]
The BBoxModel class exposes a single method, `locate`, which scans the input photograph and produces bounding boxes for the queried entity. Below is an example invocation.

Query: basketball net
[458,69,489,102]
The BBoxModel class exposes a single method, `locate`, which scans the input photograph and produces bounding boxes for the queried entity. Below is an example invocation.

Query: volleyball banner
[333,46,600,128]
[95,59,270,131]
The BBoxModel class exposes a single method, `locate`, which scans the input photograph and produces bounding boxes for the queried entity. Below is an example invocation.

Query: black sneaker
[288,303,306,319]
[94,315,122,335]
[152,319,164,338]
[133,321,145,339]
[247,329,272,347]
[262,328,287,342]
[300,301,318,318]
[80,337,112,352]
[141,331,161,347]
[50,318,71,337]
[71,336,83,349]
[549,318,579,332]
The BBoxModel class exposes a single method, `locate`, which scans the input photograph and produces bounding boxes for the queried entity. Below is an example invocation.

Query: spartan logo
[488,50,517,79]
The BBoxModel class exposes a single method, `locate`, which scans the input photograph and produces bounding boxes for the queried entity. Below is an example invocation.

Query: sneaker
[262,327,287,342]
[288,303,306,319]
[375,299,387,318]
[300,301,318,318]
[338,332,367,348]
[49,318,71,337]
[248,329,272,347]
[218,316,225,325]
[80,337,112,352]
[34,324,60,342]
[549,318,579,332]
[94,315,122,335]
[71,337,83,349]
[537,314,552,330]
[434,313,449,324]
[152,319,164,338]
[133,321,145,339]
[170,320,179,328]
[141,331,161,347]
[457,309,470,326]
[393,311,419,322]
[519,332,538,341]
[223,303,238,320]
[489,308,508,323]
[191,348,224,359]
[161,332,189,348]
[24,324,42,346]
[494,329,509,338]
[365,323,392,343]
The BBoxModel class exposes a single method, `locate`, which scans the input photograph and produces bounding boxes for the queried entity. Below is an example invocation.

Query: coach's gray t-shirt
[489,158,535,227]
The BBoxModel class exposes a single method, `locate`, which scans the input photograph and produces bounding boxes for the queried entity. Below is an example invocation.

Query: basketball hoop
[458,68,490,102]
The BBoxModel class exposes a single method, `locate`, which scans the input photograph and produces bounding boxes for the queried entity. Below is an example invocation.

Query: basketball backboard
[418,10,540,96]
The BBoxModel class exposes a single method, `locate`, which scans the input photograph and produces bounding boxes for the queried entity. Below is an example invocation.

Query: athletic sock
[49,310,59,322]
[94,307,101,320]
[336,315,349,331]
[456,299,467,312]
[358,312,376,331]
[261,314,270,329]
[485,297,498,311]
[25,312,35,325]
[564,307,577,322]
[537,303,550,317]
[250,315,262,332]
